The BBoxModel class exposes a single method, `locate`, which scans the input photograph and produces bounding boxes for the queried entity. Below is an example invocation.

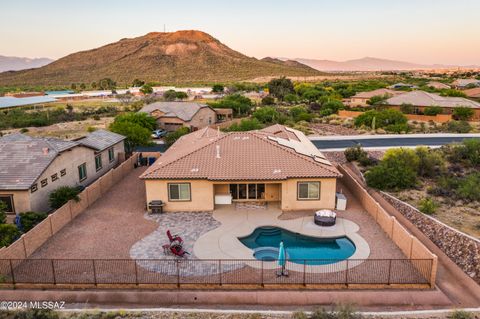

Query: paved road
[310,134,480,150]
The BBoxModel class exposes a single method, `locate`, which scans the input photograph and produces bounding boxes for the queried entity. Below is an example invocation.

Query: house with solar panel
[140,124,342,213]
[0,130,125,214]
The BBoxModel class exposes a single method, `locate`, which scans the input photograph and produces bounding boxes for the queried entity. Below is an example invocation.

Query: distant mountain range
[0,31,322,86]
[0,55,53,72]
[291,57,480,72]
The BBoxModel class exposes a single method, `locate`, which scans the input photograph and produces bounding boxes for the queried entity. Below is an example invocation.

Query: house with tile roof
[426,81,451,90]
[139,101,231,132]
[451,78,480,89]
[349,88,403,107]
[140,124,342,212]
[463,87,480,101]
[0,130,125,214]
[385,91,480,120]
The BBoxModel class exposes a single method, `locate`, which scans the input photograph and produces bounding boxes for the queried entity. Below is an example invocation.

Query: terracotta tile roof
[386,91,480,109]
[141,125,341,181]
[352,88,400,99]
[464,87,480,98]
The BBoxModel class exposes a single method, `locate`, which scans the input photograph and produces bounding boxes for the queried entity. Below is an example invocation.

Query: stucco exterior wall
[280,178,337,211]
[145,178,337,212]
[187,107,217,130]
[0,190,31,213]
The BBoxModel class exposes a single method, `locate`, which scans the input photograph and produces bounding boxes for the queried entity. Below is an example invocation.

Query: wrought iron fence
[0,258,433,287]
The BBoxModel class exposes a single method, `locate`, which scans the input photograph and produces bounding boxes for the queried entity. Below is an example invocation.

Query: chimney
[42,147,49,155]
[216,145,221,159]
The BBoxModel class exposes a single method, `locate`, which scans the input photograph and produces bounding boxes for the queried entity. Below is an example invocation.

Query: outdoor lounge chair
[169,243,189,257]
[166,230,183,243]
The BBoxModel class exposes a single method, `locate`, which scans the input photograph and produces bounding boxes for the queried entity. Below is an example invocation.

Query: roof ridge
[140,132,230,178]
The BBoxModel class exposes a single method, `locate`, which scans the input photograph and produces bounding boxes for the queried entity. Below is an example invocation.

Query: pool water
[239,226,356,265]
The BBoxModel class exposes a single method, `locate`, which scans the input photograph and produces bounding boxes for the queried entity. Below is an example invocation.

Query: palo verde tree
[267,77,294,100]
[109,112,156,153]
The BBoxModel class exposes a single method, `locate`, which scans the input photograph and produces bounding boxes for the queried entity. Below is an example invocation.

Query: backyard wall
[381,192,480,284]
[337,165,438,287]
[338,110,452,123]
[0,154,139,260]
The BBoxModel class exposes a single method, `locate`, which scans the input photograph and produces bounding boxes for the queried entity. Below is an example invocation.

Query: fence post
[9,259,15,285]
[261,260,264,287]
[303,260,306,286]
[92,260,97,286]
[345,259,349,286]
[51,260,56,285]
[176,260,180,288]
[387,259,392,285]
[134,260,139,286]
[218,260,222,286]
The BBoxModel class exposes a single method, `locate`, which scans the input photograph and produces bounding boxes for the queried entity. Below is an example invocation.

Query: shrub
[284,93,298,104]
[365,148,419,190]
[0,201,6,224]
[289,106,312,122]
[292,311,309,319]
[400,103,414,114]
[418,198,438,215]
[457,173,480,201]
[252,106,280,123]
[209,94,254,116]
[445,120,472,133]
[0,224,21,247]
[344,144,368,163]
[267,77,294,100]
[226,118,263,131]
[354,109,408,132]
[452,107,474,121]
[12,309,60,319]
[49,186,81,209]
[448,310,473,319]
[87,126,97,132]
[164,127,190,146]
[415,146,445,177]
[20,128,29,133]
[459,138,480,166]
[19,211,48,232]
[261,96,275,105]
[424,106,443,116]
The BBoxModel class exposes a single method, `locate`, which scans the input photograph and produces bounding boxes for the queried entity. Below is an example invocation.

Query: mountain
[0,31,321,86]
[293,57,477,71]
[0,55,53,72]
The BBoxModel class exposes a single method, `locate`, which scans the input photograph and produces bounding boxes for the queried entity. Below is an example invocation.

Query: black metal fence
[0,258,433,287]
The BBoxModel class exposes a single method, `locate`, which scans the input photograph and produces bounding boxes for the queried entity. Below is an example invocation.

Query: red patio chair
[166,230,183,243]
[170,243,189,257]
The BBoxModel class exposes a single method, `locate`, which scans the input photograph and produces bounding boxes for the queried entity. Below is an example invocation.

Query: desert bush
[49,186,81,209]
[424,106,443,116]
[261,96,275,105]
[418,198,438,215]
[19,211,48,232]
[354,109,408,132]
[252,106,280,123]
[452,107,474,121]
[0,224,21,247]
[457,172,480,201]
[226,118,263,132]
[415,146,445,177]
[448,310,473,319]
[344,144,371,165]
[445,120,472,133]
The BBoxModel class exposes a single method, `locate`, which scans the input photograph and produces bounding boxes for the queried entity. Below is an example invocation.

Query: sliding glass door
[229,183,265,200]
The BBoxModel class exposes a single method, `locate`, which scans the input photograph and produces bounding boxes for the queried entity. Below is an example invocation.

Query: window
[51,173,58,182]
[297,182,320,200]
[108,147,115,163]
[30,184,38,193]
[78,163,87,182]
[168,183,191,201]
[95,154,103,171]
[0,195,14,213]
[229,183,266,200]
[60,169,66,177]
[41,179,48,187]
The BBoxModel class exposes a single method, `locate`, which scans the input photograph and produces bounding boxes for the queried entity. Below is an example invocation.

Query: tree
[452,107,474,121]
[79,83,86,90]
[175,91,188,100]
[267,77,294,100]
[253,107,280,123]
[91,81,97,89]
[132,79,145,87]
[164,127,190,146]
[109,113,156,153]
[367,94,389,106]
[163,89,178,101]
[261,96,275,106]
[140,84,153,95]
[98,78,116,90]
[365,148,419,190]
[208,94,253,116]
[70,83,77,90]
[49,186,80,209]
[117,93,134,105]
[212,84,224,93]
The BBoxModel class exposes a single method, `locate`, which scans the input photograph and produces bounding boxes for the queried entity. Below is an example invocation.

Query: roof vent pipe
[216,145,221,159]
[42,147,49,155]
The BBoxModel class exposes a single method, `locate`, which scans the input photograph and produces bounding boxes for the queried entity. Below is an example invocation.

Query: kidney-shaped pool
[239,226,356,265]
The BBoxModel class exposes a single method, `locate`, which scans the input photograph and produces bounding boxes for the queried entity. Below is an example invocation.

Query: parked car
[151,129,167,139]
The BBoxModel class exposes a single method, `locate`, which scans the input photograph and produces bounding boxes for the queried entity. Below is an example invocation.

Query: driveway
[30,167,158,259]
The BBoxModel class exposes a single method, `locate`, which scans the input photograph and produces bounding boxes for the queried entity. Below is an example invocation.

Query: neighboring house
[385,91,480,120]
[426,81,451,90]
[140,124,342,213]
[0,96,57,111]
[463,87,480,101]
[139,102,222,131]
[451,79,480,89]
[349,88,402,107]
[0,130,125,214]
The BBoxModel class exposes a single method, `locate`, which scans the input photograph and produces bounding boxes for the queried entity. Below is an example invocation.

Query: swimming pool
[239,226,356,265]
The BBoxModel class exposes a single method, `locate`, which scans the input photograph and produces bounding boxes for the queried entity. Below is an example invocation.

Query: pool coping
[193,206,370,273]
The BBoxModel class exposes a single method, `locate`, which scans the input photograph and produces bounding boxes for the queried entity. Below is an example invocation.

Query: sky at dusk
[1,0,479,65]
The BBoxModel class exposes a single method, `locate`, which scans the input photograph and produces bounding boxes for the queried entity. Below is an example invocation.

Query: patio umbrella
[277,240,287,276]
